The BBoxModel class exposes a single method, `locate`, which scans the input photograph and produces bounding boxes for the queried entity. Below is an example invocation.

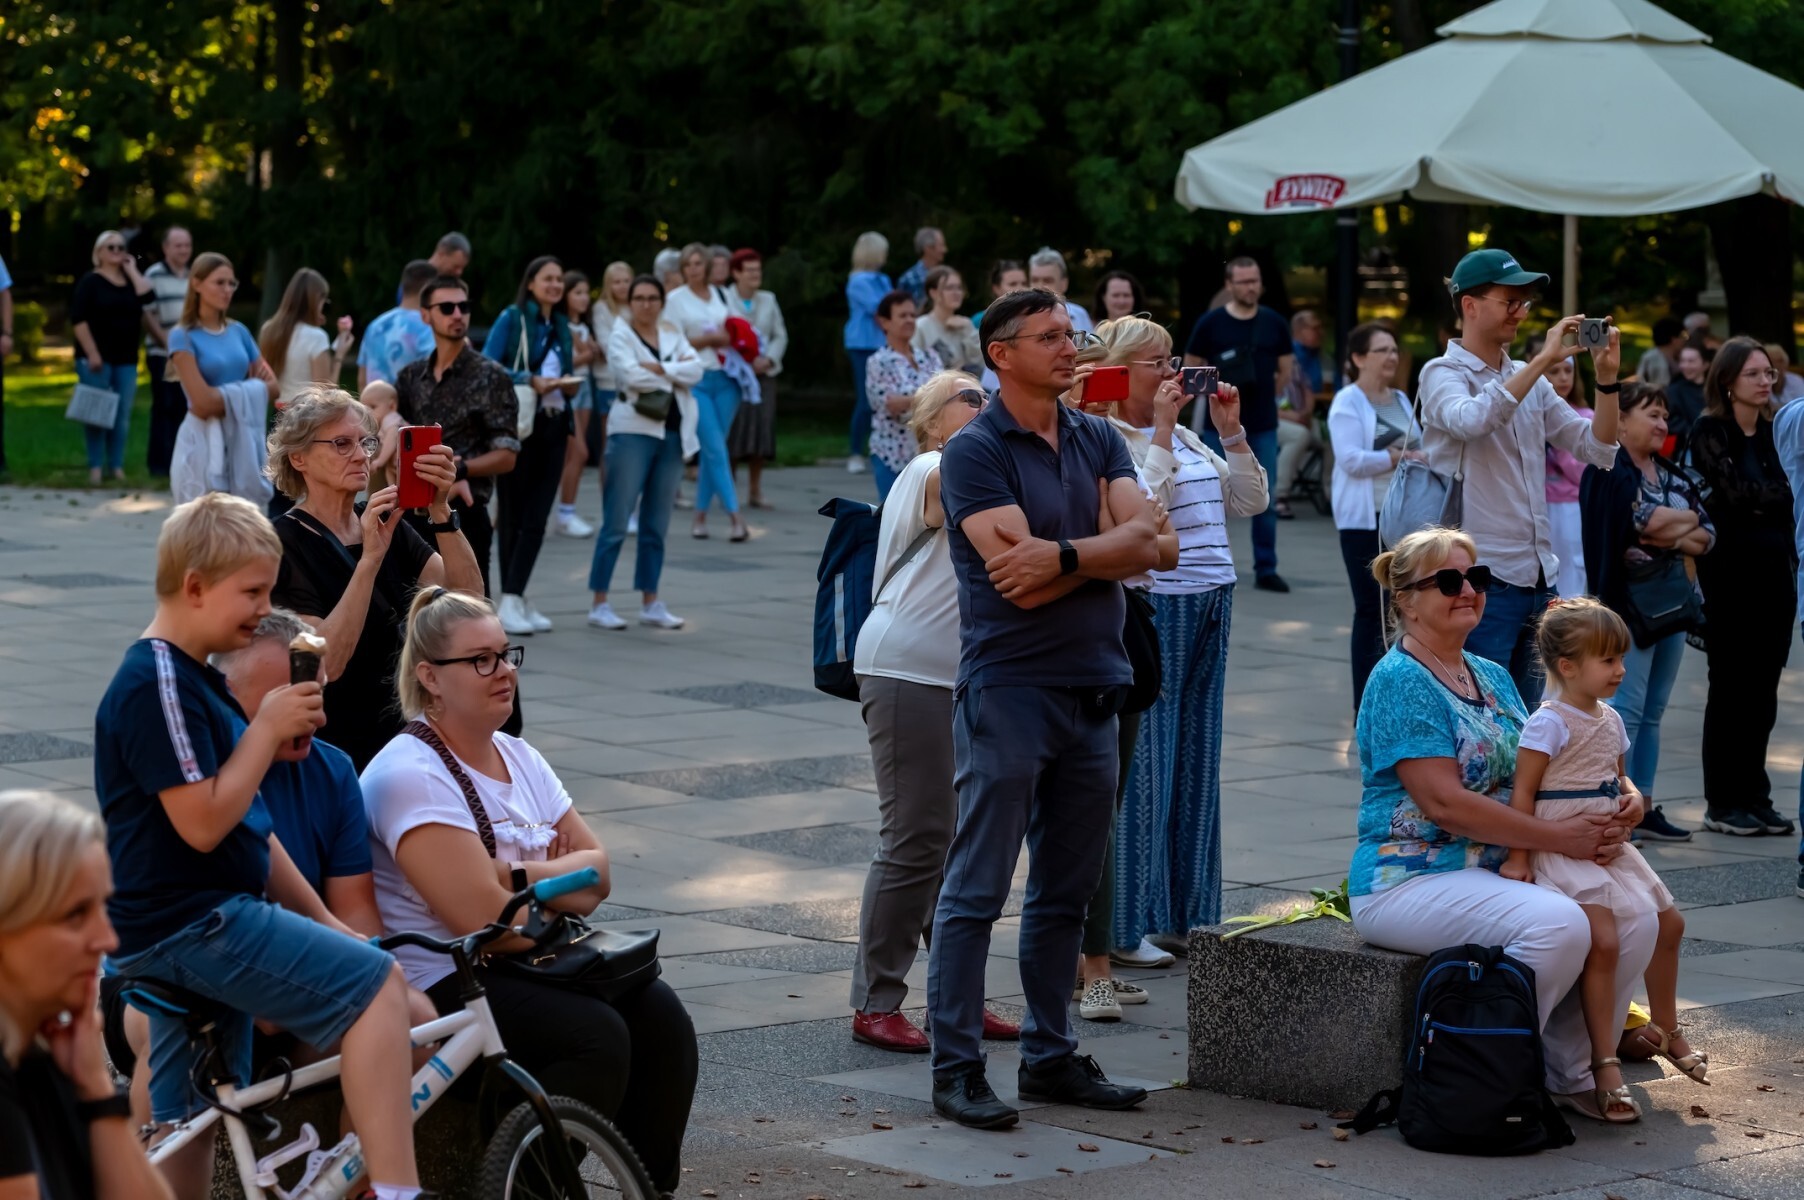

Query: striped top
[1141,429,1236,594]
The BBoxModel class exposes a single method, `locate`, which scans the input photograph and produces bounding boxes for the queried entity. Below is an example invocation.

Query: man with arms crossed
[928,288,1162,1129]
[1419,248,1620,701]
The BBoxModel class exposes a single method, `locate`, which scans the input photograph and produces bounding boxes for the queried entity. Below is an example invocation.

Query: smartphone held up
[1079,365,1130,409]
[1181,366,1218,402]
[397,424,443,510]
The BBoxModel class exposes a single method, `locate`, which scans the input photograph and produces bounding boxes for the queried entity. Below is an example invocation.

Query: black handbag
[1622,552,1702,648]
[403,720,661,1001]
[1119,587,1163,715]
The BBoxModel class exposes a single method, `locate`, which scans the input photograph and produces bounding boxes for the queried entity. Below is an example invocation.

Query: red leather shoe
[852,1010,930,1053]
[981,1008,1022,1041]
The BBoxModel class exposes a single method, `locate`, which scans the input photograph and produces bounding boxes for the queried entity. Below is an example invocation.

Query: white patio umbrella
[1174,0,1804,312]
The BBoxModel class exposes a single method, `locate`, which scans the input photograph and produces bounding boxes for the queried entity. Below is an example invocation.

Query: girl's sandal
[1591,1056,1642,1123]
[1649,1024,1710,1085]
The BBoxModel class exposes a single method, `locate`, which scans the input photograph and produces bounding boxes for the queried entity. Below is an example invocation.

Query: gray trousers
[851,675,957,1012]
[928,684,1117,1072]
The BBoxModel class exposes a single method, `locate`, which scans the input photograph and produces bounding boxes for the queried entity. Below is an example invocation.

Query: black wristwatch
[77,1089,133,1123]
[510,864,529,892]
[1058,538,1079,576]
[425,509,462,536]
[1594,380,1621,394]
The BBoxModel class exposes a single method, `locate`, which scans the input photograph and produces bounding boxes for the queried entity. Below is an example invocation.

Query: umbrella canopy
[1174,0,1804,218]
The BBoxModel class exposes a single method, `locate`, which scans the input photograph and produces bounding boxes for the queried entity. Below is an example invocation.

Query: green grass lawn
[2,352,160,489]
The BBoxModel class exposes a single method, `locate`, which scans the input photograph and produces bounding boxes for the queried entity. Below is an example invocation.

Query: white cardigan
[1327,383,1422,531]
[1107,418,1269,517]
[605,319,704,457]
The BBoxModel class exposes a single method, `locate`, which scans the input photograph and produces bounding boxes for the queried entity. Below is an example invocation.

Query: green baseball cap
[1448,248,1549,297]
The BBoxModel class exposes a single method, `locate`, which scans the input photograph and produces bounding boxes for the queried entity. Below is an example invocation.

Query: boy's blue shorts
[110,894,394,1122]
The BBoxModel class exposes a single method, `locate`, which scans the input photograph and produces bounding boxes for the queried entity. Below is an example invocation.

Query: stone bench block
[1188,917,1426,1111]
[211,1086,482,1200]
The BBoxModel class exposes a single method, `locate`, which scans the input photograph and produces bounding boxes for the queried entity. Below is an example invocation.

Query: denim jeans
[76,359,139,473]
[591,430,683,596]
[1202,427,1279,577]
[691,370,741,516]
[847,348,875,456]
[1467,578,1557,705]
[1607,630,1686,796]
[871,454,902,500]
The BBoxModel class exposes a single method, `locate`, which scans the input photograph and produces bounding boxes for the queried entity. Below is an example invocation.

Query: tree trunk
[1706,194,1796,357]
[261,0,308,322]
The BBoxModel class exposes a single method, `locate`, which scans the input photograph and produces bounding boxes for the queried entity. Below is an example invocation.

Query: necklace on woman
[1410,635,1474,699]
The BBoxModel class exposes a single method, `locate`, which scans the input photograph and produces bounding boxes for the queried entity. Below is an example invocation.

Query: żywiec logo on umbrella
[1264,175,1346,210]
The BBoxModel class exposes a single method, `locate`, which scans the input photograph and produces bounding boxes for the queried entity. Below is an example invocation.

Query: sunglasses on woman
[954,388,987,409]
[1405,565,1496,596]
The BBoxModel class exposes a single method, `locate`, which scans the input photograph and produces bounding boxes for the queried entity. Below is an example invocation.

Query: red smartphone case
[1084,366,1131,405]
[397,425,443,509]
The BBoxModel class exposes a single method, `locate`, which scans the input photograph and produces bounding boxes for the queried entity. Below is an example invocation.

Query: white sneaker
[1077,977,1122,1022]
[587,603,626,631]
[1108,938,1176,969]
[555,511,594,538]
[497,594,536,636]
[846,455,867,474]
[524,602,553,633]
[639,601,685,630]
[626,512,640,536]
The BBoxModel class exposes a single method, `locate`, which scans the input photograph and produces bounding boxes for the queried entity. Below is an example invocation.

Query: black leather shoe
[1017,1053,1147,1110]
[932,1063,1019,1129]
[1255,573,1291,593]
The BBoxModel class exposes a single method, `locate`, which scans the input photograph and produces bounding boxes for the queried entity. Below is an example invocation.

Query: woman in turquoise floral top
[1350,527,1654,1123]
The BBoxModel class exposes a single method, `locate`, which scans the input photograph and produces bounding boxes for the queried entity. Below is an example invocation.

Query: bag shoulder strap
[403,719,498,857]
[876,524,938,601]
[514,307,531,374]
[1341,1088,1400,1136]
[1411,383,1468,480]
[281,507,408,624]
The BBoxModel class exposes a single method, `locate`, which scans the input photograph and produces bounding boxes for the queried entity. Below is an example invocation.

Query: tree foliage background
[4,0,1801,388]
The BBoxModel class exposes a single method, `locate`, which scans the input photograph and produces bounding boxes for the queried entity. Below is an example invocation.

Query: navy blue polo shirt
[258,739,372,895]
[940,396,1138,688]
[94,639,273,956]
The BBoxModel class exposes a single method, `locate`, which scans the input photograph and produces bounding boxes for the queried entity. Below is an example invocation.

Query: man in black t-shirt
[1183,257,1295,590]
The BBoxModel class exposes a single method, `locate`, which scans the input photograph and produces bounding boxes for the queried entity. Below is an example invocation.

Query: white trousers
[1548,500,1587,599]
[1274,419,1317,498]
[1352,867,1656,1094]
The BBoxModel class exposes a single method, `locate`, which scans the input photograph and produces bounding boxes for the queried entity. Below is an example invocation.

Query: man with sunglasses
[358,260,437,389]
[395,276,521,598]
[1420,248,1621,701]
[927,288,1162,1130]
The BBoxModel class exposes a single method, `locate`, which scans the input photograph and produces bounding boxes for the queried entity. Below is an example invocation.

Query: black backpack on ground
[1342,943,1575,1155]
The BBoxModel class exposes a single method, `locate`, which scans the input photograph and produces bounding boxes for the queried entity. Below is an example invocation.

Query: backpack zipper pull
[1468,960,1482,982]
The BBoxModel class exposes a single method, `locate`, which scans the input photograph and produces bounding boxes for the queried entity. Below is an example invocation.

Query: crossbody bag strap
[281,508,405,625]
[876,524,938,601]
[403,719,498,857]
[514,308,531,375]
[1410,386,1467,480]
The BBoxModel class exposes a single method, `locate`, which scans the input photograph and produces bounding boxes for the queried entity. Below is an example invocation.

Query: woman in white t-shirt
[360,588,697,1192]
[1078,318,1268,995]
[847,370,1022,1053]
[662,242,747,541]
[1326,322,1424,708]
[259,267,355,408]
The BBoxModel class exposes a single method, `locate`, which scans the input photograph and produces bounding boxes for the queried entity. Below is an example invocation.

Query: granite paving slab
[683,941,863,974]
[817,1121,1172,1187]
[693,897,867,940]
[718,822,879,865]
[1659,1143,1804,1200]
[1662,859,1804,907]
[0,732,93,764]
[1680,948,1804,986]
[658,682,826,708]
[18,572,144,588]
[1677,897,1804,948]
[610,757,861,799]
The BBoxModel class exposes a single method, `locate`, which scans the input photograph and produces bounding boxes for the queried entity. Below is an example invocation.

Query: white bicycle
[122,868,656,1200]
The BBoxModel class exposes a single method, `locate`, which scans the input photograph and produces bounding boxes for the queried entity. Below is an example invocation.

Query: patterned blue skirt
[1113,584,1233,946]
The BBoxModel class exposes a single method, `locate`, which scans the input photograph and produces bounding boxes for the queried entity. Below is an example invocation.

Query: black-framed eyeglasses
[994,328,1099,350]
[429,300,472,316]
[953,388,987,409]
[1405,565,1497,596]
[431,645,526,676]
[311,435,381,458]
[1471,293,1535,316]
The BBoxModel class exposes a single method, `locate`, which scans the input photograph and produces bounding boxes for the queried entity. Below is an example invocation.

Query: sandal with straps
[1590,1056,1642,1123]
[1648,1023,1710,1085]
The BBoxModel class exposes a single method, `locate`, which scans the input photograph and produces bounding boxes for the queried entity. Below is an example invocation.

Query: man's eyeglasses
[994,328,1100,350]
[430,645,526,676]
[1405,565,1497,596]
[953,388,987,409]
[1470,293,1535,317]
[429,301,472,316]
[1129,356,1184,372]
[311,435,381,458]
[1740,367,1780,383]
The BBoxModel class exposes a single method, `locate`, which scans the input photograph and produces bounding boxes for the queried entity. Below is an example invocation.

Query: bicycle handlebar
[532,866,600,902]
[373,868,600,958]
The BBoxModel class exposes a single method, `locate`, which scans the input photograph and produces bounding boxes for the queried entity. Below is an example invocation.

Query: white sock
[557,503,575,517]
[373,1185,422,1200]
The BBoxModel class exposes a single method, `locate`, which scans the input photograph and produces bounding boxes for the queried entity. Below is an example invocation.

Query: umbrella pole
[1335,0,1361,386]
[1562,214,1579,315]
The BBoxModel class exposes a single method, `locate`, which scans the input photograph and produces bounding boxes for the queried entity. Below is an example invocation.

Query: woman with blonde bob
[1349,527,1652,1122]
[0,789,173,1200]
[847,370,1021,1052]
[266,386,480,769]
[1069,317,1267,1010]
[360,590,697,1190]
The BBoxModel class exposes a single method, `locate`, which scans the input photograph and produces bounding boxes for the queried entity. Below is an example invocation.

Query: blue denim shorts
[571,379,595,412]
[109,894,394,1121]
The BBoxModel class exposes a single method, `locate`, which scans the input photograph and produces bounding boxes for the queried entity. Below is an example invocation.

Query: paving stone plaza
[2,467,1801,1198]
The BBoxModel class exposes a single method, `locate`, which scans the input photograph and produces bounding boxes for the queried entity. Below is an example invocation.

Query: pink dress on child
[1521,700,1673,918]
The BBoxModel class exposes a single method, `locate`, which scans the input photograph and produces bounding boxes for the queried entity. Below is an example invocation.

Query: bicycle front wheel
[479,1096,656,1200]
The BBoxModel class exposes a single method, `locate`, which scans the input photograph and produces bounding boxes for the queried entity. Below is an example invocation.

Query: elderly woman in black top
[267,386,482,770]
[1688,337,1798,838]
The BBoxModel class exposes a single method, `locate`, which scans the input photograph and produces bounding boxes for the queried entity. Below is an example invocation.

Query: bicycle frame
[147,1000,507,1200]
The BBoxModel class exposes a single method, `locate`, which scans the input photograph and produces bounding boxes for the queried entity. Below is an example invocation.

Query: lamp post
[1335,0,1360,386]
